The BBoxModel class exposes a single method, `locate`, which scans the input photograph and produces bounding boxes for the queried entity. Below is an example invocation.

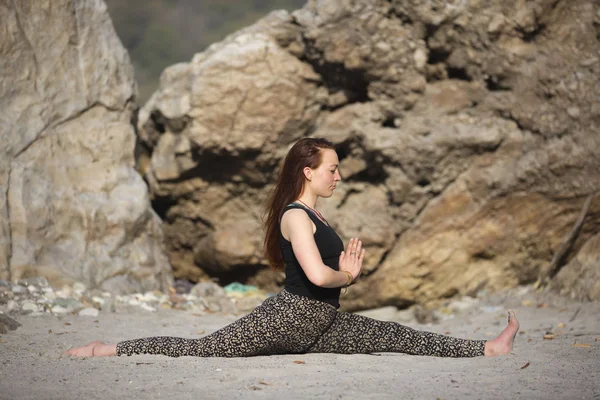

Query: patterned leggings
[116,289,486,358]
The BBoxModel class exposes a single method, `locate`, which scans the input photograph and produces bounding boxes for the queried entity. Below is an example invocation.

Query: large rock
[0,0,171,293]
[138,0,599,308]
[136,11,327,281]
[552,232,600,301]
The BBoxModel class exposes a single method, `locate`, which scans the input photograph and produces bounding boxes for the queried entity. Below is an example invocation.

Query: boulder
[552,232,600,301]
[0,0,171,293]
[136,11,327,281]
[138,0,600,308]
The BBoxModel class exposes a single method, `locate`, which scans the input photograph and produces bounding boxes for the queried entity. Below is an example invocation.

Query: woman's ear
[303,166,312,182]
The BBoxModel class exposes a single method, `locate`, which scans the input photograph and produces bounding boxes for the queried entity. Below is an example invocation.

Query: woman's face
[306,149,342,198]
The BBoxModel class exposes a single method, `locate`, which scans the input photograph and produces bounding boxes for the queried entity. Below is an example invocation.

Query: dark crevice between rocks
[424,23,440,42]
[132,106,154,182]
[150,110,167,135]
[146,109,191,136]
[424,23,449,63]
[351,158,387,184]
[518,23,546,43]
[364,229,407,280]
[190,215,215,231]
[5,163,13,282]
[346,156,388,185]
[298,36,370,109]
[338,139,389,184]
[427,47,449,65]
[498,111,528,133]
[382,296,416,310]
[318,63,370,108]
[385,4,413,24]
[378,248,391,268]
[207,264,266,287]
[151,195,178,221]
[336,188,362,210]
[486,76,510,91]
[447,67,471,81]
[154,149,265,188]
[425,47,450,83]
[364,247,392,277]
[334,141,351,162]
[381,116,396,127]
[417,178,430,187]
[472,249,496,260]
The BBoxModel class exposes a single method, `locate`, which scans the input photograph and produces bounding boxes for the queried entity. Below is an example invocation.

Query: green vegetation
[105,0,307,102]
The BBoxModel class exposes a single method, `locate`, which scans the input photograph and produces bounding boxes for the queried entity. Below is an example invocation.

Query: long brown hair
[263,137,335,269]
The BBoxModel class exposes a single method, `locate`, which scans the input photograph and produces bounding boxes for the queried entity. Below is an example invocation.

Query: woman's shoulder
[280,206,314,240]
[281,207,310,221]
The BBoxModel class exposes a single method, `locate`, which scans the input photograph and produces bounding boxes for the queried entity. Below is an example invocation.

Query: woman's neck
[296,194,317,209]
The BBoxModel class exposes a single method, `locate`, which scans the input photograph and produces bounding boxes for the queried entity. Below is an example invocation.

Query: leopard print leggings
[116,289,486,358]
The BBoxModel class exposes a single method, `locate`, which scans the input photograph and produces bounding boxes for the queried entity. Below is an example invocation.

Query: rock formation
[137,0,599,309]
[552,232,600,301]
[0,0,171,293]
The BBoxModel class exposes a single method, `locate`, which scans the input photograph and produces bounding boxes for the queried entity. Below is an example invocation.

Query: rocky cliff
[2,0,598,309]
[137,0,599,309]
[0,0,171,293]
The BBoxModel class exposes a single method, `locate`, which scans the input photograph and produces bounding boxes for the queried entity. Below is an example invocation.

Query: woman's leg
[67,290,337,358]
[65,341,116,357]
[116,291,337,357]
[307,310,518,357]
[483,311,520,356]
[115,296,289,357]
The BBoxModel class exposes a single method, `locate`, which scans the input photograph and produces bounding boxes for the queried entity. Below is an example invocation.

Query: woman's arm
[281,209,363,288]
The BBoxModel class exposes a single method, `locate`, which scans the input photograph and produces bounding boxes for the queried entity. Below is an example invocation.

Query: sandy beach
[1,286,599,400]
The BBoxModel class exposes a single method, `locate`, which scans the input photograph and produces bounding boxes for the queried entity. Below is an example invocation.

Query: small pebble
[567,107,580,119]
[78,308,100,317]
[92,296,105,306]
[72,283,87,293]
[11,285,26,294]
[140,303,156,312]
[21,301,40,312]
[6,300,18,312]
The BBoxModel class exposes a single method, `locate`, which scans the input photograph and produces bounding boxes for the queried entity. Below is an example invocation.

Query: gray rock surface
[0,0,171,293]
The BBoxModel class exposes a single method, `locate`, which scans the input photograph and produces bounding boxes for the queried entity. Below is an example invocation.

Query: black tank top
[280,203,344,308]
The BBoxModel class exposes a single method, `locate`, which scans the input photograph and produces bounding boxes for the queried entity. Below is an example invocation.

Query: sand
[1,289,599,400]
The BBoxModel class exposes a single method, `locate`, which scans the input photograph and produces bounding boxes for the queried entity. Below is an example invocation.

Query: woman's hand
[339,237,365,284]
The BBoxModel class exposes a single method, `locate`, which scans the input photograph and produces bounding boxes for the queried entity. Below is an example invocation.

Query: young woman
[66,138,519,358]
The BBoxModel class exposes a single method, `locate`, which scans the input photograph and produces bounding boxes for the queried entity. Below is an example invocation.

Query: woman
[66,138,518,358]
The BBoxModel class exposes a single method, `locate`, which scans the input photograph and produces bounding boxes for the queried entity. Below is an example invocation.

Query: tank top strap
[281,202,314,222]
[284,202,329,227]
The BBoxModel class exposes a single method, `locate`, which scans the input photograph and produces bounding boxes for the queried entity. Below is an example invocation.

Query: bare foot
[484,311,520,356]
[65,341,117,357]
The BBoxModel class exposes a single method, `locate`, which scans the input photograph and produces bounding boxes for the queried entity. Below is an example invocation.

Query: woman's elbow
[307,271,329,288]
